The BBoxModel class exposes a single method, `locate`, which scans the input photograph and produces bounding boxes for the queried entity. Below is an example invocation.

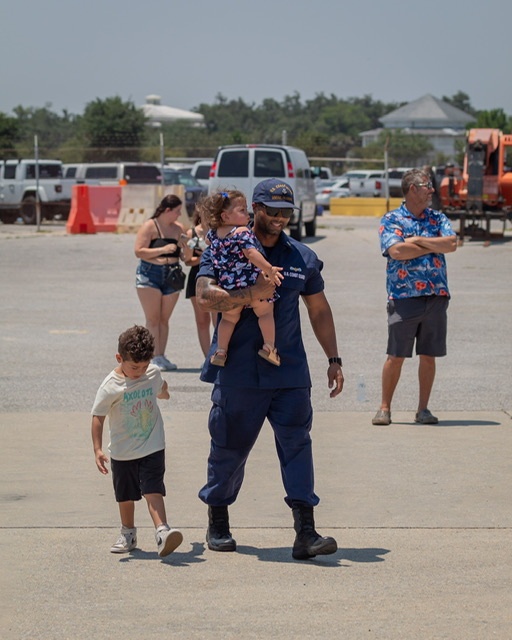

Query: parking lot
[1,216,511,414]
[1,217,511,639]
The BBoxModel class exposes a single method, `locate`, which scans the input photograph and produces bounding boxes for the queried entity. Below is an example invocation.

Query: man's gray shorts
[386,295,449,358]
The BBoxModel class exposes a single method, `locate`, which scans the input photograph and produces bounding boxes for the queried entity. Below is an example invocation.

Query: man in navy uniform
[196,178,344,560]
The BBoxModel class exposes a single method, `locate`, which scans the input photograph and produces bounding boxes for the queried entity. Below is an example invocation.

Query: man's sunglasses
[263,205,293,218]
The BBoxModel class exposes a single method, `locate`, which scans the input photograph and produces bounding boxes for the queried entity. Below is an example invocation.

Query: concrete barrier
[116,185,164,232]
[330,197,403,217]
[116,184,188,232]
[66,184,190,234]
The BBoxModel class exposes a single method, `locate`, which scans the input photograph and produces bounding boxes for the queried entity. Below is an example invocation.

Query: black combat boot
[291,503,337,560]
[206,505,237,552]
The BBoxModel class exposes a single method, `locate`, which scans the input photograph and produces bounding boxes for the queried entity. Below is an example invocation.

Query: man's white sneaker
[155,525,183,557]
[110,527,137,553]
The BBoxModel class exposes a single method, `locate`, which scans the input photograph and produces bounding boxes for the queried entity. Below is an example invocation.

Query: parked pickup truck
[386,167,413,197]
[347,170,386,197]
[345,168,412,198]
[0,159,70,224]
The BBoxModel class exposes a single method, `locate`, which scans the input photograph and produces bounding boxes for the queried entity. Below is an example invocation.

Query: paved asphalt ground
[1,216,511,639]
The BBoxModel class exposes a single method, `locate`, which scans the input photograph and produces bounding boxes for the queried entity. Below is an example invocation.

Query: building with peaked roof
[360,94,475,162]
[140,95,205,127]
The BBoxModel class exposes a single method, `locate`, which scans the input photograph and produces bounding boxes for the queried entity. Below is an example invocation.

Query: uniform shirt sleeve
[197,247,215,279]
[302,253,324,296]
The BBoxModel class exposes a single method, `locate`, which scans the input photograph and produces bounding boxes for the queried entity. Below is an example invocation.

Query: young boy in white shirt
[91,325,182,556]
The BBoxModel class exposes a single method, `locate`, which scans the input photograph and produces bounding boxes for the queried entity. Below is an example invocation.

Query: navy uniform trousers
[198,385,320,508]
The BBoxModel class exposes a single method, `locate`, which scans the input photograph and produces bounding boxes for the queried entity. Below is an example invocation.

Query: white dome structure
[141,95,204,127]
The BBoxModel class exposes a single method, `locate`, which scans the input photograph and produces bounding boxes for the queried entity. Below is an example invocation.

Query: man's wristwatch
[328,357,342,366]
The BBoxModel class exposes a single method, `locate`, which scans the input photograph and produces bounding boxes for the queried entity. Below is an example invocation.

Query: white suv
[208,144,317,241]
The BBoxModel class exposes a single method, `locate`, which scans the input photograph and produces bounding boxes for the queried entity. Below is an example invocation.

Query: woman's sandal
[257,344,281,366]
[210,349,227,367]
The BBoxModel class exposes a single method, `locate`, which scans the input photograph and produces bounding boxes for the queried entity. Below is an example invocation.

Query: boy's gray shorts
[386,295,449,358]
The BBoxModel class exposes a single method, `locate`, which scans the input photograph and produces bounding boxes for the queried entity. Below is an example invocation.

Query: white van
[208,144,317,241]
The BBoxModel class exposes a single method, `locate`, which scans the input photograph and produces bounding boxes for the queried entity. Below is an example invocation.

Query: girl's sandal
[257,344,281,366]
[210,349,227,367]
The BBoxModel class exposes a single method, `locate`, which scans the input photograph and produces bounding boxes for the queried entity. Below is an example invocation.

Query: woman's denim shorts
[136,260,180,295]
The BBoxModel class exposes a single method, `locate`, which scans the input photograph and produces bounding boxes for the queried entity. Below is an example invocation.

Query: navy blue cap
[252,178,298,209]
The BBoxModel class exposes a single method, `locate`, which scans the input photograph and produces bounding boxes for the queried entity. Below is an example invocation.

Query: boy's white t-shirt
[91,364,166,461]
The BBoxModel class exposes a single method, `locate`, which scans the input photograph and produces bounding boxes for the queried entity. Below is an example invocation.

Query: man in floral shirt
[372,169,457,426]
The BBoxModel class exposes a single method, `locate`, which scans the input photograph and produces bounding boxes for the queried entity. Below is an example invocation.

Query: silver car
[315,178,350,209]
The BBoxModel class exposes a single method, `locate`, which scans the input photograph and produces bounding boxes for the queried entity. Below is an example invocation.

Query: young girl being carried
[202,190,283,367]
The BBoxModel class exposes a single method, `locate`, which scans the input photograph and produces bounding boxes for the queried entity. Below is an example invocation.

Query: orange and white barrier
[88,186,122,231]
[66,184,188,234]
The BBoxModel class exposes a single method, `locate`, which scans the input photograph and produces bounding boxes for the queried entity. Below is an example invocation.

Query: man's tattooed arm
[196,274,276,313]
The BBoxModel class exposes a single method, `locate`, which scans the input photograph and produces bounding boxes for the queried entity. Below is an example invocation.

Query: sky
[1,0,512,117]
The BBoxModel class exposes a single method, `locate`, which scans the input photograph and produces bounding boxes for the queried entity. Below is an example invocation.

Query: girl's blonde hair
[199,190,246,230]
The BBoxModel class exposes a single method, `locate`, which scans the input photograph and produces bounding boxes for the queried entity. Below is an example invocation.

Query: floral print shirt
[207,227,262,290]
[379,203,455,299]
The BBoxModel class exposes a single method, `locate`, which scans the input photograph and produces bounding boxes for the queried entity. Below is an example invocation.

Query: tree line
[0,91,510,169]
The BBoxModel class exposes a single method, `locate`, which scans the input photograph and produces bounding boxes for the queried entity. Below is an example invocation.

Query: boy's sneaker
[110,526,137,553]
[155,524,183,557]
